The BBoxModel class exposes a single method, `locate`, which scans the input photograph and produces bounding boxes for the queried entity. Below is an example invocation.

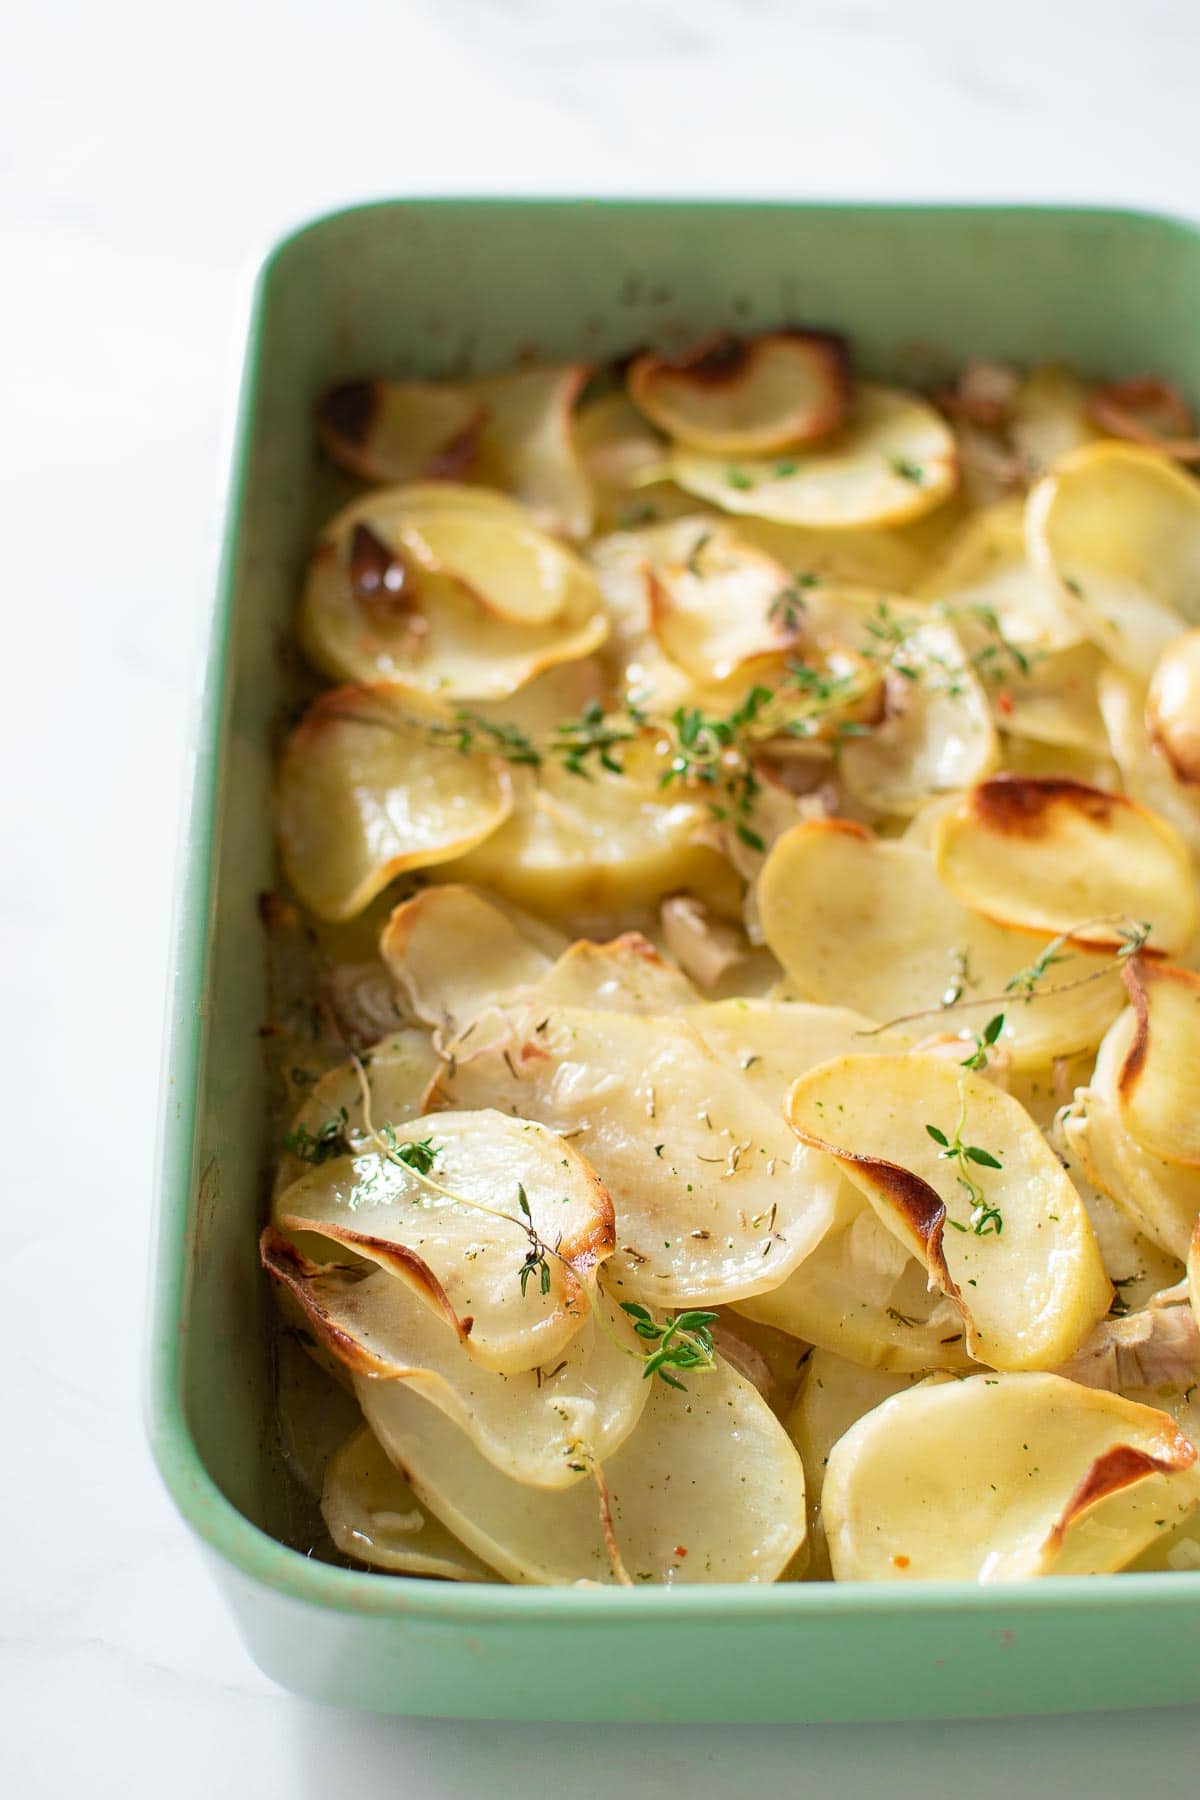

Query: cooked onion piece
[628,331,850,456]
[931,775,1197,954]
[1073,1175,1185,1316]
[379,886,552,1036]
[758,824,1123,1069]
[1116,960,1200,1167]
[322,1425,496,1580]
[671,385,958,529]
[1056,1294,1200,1397]
[1027,442,1200,678]
[277,687,514,921]
[433,1003,844,1306]
[317,380,485,486]
[1008,364,1098,478]
[450,730,738,919]
[300,486,608,695]
[736,1183,973,1374]
[787,1054,1111,1370]
[839,617,998,816]
[822,1372,1200,1582]
[275,1110,614,1374]
[357,1352,807,1585]
[787,1350,932,1577]
[262,1237,648,1486]
[457,364,594,540]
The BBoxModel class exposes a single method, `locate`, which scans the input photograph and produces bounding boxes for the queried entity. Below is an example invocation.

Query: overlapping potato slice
[300,485,607,694]
[262,1235,648,1486]
[1072,1175,1185,1316]
[317,380,485,486]
[277,686,513,921]
[1116,960,1200,1167]
[526,933,700,1014]
[838,617,998,816]
[931,774,1197,954]
[450,730,739,919]
[645,520,802,685]
[322,1425,497,1579]
[1027,442,1200,678]
[758,824,1124,1068]
[787,1054,1112,1369]
[822,1372,1200,1582]
[379,886,553,1035]
[628,332,850,456]
[689,997,902,1111]
[357,1352,807,1584]
[1191,1221,1200,1327]
[275,1029,440,1199]
[1147,627,1200,787]
[919,498,1078,649]
[786,1350,932,1578]
[736,1182,973,1374]
[1098,667,1200,862]
[432,1002,844,1305]
[274,1109,614,1374]
[671,385,958,529]
[456,364,594,540]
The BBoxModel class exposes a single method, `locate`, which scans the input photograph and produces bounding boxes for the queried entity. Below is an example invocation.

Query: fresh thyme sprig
[959,1012,1005,1071]
[925,1088,1004,1236]
[618,1304,719,1390]
[550,700,638,778]
[659,687,774,852]
[283,1108,352,1165]
[516,1182,553,1297]
[957,602,1045,684]
[768,571,819,633]
[429,711,542,766]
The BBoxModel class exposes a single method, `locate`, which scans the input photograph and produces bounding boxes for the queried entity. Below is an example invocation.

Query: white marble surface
[3,0,1199,1792]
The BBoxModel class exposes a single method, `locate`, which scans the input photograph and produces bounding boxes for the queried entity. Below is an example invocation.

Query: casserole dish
[148,199,1200,1720]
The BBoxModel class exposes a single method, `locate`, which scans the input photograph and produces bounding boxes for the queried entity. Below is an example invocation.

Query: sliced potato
[379,886,552,1035]
[689,996,903,1111]
[628,331,850,456]
[787,1053,1112,1370]
[758,824,1124,1068]
[277,686,513,921]
[823,1372,1200,1582]
[262,1237,648,1486]
[316,380,484,486]
[322,1425,496,1579]
[1098,666,1200,862]
[275,1029,440,1200]
[646,520,801,685]
[1009,364,1098,477]
[358,1352,807,1585]
[300,485,608,696]
[274,1110,614,1374]
[457,364,594,540]
[432,1002,845,1306]
[919,498,1078,649]
[575,391,672,531]
[932,774,1197,954]
[526,933,700,1014]
[671,385,958,529]
[1147,627,1200,786]
[1073,1173,1185,1316]
[1116,959,1200,1166]
[1027,442,1200,678]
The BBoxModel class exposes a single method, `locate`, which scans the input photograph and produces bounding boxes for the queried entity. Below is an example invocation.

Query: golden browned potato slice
[932,774,1197,955]
[822,1372,1200,1582]
[787,1053,1111,1370]
[1098,666,1200,863]
[379,886,554,1035]
[358,1352,807,1585]
[671,385,957,529]
[1116,959,1200,1167]
[276,686,513,921]
[274,1110,614,1375]
[322,1425,497,1579]
[628,331,850,456]
[317,380,485,485]
[1147,627,1200,785]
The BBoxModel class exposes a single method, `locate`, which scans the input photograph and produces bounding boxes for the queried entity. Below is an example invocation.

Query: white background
[3,1,1199,1792]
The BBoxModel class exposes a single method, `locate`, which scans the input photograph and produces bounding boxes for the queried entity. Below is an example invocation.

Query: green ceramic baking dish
[147,199,1200,1721]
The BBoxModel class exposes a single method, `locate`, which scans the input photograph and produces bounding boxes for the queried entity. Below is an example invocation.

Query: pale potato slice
[275,1029,440,1199]
[646,520,801,685]
[758,824,1124,1069]
[689,997,903,1111]
[786,1349,932,1577]
[1026,442,1200,679]
[526,933,700,1014]
[1072,1173,1185,1315]
[736,1184,973,1374]
[450,730,739,920]
[432,1002,844,1306]
[357,1352,807,1585]
[1191,1220,1200,1328]
[787,1054,1112,1370]
[275,1109,614,1374]
[262,1236,649,1486]
[457,364,595,540]
[1064,1009,1200,1262]
[919,498,1079,649]
[277,686,514,921]
[733,512,956,592]
[1116,959,1200,1166]
[1009,364,1098,477]
[990,642,1112,755]
[823,1372,1200,1582]
[671,385,958,529]
[300,486,608,696]
[1098,666,1200,862]
[379,886,552,1035]
[575,391,670,522]
[838,618,998,817]
[317,380,485,486]
[322,1425,496,1580]
[932,774,1197,954]
[628,331,850,456]
[1147,627,1200,785]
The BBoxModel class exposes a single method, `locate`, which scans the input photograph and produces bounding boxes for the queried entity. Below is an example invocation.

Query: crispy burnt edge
[316,379,486,483]
[1043,1428,1198,1560]
[1116,957,1200,1143]
[967,772,1125,838]
[627,328,852,450]
[263,1222,474,1354]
